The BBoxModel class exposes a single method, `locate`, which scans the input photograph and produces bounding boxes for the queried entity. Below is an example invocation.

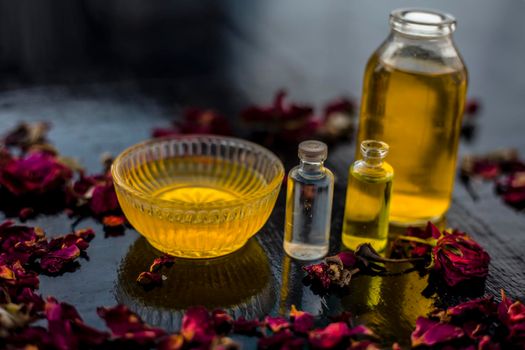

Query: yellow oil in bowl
[112,136,284,258]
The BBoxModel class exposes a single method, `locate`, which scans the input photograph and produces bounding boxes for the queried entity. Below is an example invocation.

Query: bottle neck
[299,160,325,179]
[362,156,384,168]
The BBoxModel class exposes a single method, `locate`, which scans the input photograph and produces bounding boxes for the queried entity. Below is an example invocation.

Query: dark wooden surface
[0,1,524,348]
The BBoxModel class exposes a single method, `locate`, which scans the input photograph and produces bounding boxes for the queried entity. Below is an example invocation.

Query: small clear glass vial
[284,140,334,260]
[342,140,393,252]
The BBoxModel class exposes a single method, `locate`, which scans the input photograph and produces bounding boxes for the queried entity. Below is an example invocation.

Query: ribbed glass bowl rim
[111,134,285,210]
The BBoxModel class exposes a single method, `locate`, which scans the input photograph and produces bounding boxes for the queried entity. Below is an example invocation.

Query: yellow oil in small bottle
[119,156,269,257]
[343,140,393,252]
[356,54,467,225]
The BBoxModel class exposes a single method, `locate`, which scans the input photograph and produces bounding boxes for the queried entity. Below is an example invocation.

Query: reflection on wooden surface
[115,237,275,331]
[342,267,434,347]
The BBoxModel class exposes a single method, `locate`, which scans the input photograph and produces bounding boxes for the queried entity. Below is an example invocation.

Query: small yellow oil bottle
[342,140,393,252]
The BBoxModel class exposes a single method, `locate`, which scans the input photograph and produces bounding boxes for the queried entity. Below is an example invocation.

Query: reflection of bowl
[111,135,284,258]
[115,237,275,330]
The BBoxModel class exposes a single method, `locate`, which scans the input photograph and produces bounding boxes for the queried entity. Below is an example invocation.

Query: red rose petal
[149,255,175,272]
[136,271,163,287]
[411,317,464,347]
[212,309,233,335]
[265,316,290,333]
[182,306,215,346]
[290,305,314,334]
[40,244,81,274]
[309,322,350,349]
[433,231,490,286]
[97,304,165,345]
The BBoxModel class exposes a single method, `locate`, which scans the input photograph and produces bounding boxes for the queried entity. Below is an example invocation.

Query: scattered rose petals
[233,316,262,335]
[181,306,215,347]
[461,149,525,209]
[309,322,351,349]
[3,121,51,153]
[46,297,109,349]
[433,230,491,287]
[102,215,126,228]
[0,151,72,196]
[97,304,165,346]
[258,329,300,350]
[265,315,290,333]
[498,290,525,345]
[437,296,496,321]
[39,244,80,274]
[0,302,33,337]
[149,255,175,272]
[212,309,233,335]
[90,181,119,216]
[158,334,185,350]
[152,107,232,138]
[136,271,163,287]
[411,316,465,347]
[290,305,314,334]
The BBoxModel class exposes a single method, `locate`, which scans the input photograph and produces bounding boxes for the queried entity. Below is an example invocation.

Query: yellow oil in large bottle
[356,54,467,225]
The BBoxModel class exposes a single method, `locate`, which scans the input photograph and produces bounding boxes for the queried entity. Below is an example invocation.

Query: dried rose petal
[90,182,119,216]
[0,265,15,280]
[348,340,380,350]
[433,230,490,287]
[233,316,261,335]
[46,297,109,349]
[347,324,375,338]
[212,309,233,335]
[102,215,126,228]
[7,326,50,348]
[158,334,185,350]
[440,296,496,320]
[309,322,350,349]
[136,271,163,287]
[180,108,232,136]
[241,90,318,142]
[465,99,481,115]
[18,207,35,221]
[182,306,215,347]
[258,329,304,350]
[290,305,314,334]
[497,290,525,345]
[462,320,486,340]
[0,151,72,196]
[97,304,165,345]
[478,335,502,350]
[0,302,32,337]
[152,127,180,138]
[326,251,357,269]
[265,316,290,333]
[39,244,81,274]
[149,255,175,272]
[411,316,464,347]
[303,263,331,289]
[3,121,51,152]
[17,288,44,313]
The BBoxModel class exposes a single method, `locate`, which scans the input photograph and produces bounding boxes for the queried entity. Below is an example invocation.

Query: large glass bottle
[355,9,468,225]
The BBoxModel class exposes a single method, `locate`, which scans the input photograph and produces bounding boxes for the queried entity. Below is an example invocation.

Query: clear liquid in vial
[284,162,334,261]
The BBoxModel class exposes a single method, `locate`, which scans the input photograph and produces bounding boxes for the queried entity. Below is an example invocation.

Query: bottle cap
[360,140,389,159]
[298,140,328,162]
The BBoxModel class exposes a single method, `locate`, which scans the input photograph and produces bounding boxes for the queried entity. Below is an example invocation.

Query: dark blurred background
[0,0,524,151]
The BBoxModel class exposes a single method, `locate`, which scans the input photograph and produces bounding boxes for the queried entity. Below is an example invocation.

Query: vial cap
[298,140,328,162]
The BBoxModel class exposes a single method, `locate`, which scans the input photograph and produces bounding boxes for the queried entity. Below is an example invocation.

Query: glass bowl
[111,135,284,258]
